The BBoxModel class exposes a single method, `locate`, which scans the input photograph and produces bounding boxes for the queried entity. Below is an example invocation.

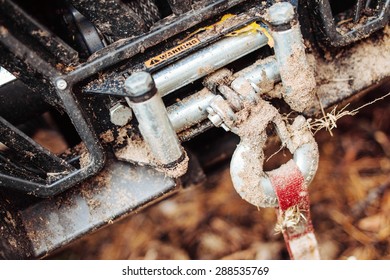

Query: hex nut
[124,72,155,97]
[206,107,223,127]
[268,2,295,25]
[110,104,133,126]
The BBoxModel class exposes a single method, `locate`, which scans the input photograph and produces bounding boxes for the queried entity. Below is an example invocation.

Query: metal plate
[1,155,177,259]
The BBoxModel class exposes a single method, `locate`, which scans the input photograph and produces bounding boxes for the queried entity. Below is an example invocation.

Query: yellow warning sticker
[144,38,201,68]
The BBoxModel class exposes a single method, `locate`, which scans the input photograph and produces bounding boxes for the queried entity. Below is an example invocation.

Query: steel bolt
[206,106,223,127]
[109,103,133,126]
[124,71,155,97]
[206,106,231,131]
[55,79,68,90]
[268,2,295,26]
[221,124,230,132]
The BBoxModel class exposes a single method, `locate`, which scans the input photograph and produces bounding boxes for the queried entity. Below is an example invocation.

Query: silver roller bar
[154,31,269,97]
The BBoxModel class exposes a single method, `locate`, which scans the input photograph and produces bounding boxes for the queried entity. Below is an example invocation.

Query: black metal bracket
[0,0,105,197]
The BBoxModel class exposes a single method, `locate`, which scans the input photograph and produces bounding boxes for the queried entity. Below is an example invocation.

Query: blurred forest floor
[50,82,390,260]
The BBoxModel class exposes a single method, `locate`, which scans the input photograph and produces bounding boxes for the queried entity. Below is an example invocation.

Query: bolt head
[124,72,155,97]
[110,104,133,126]
[208,113,223,127]
[221,124,230,131]
[207,106,223,127]
[268,2,295,25]
[56,79,67,90]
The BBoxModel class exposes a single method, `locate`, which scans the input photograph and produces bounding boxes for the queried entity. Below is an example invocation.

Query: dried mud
[279,44,317,113]
[313,25,390,110]
[114,126,188,178]
[49,84,390,260]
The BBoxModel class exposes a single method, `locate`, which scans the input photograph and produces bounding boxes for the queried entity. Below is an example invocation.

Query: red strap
[269,160,320,260]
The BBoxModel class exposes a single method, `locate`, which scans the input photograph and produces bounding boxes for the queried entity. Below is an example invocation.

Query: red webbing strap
[269,160,320,260]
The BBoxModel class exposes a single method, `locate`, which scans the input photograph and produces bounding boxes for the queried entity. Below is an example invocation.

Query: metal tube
[154,32,269,97]
[167,88,215,132]
[235,57,281,92]
[124,72,184,166]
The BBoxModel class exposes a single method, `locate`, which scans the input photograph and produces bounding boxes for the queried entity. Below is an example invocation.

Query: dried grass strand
[274,205,306,234]
[308,92,390,136]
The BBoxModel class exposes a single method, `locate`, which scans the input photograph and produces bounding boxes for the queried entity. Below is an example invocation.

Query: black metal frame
[0,0,247,197]
[0,0,389,259]
[311,0,390,47]
[0,0,105,197]
[63,0,251,84]
[0,153,179,259]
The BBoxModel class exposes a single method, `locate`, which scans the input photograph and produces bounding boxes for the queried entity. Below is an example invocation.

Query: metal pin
[268,2,316,113]
[124,72,185,169]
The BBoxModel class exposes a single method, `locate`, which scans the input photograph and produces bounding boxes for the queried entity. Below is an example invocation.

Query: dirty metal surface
[0,200,35,259]
[66,0,253,83]
[167,0,193,15]
[83,13,259,97]
[311,0,390,47]
[17,155,177,258]
[314,25,390,110]
[70,0,149,42]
